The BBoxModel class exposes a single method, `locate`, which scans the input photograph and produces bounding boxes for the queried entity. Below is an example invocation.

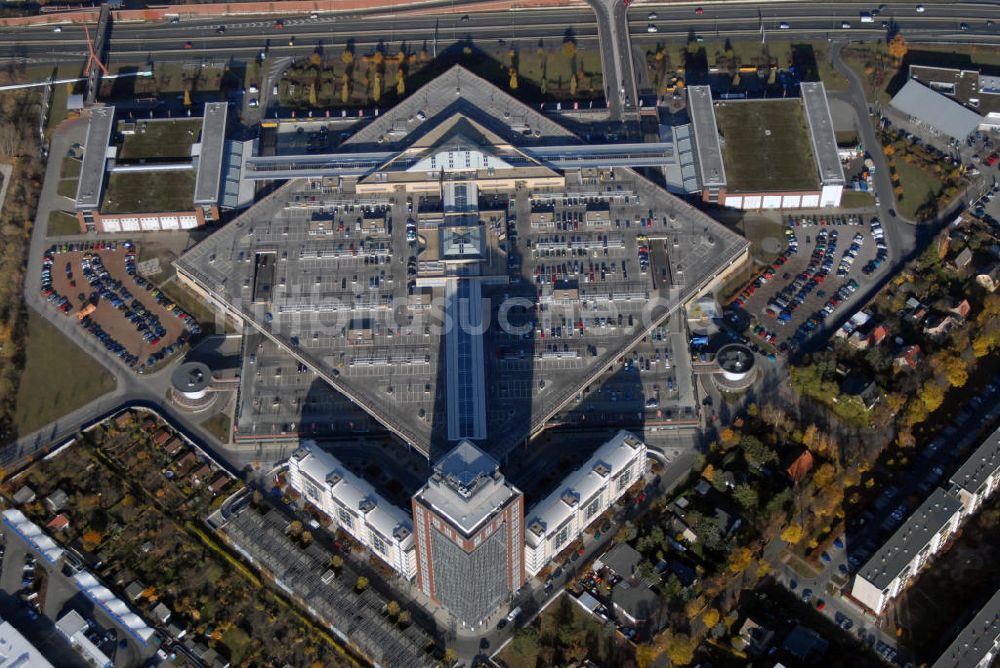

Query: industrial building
[524,430,647,576]
[287,441,417,579]
[889,65,1000,138]
[411,441,525,628]
[74,102,252,233]
[686,83,845,209]
[175,66,749,459]
[851,426,1000,615]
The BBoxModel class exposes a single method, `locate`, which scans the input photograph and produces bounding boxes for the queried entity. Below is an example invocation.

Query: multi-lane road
[2,2,999,67]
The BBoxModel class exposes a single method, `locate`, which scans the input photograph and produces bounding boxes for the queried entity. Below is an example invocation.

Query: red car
[274,19,284,28]
[694,7,704,14]
[184,41,193,49]
[986,153,999,167]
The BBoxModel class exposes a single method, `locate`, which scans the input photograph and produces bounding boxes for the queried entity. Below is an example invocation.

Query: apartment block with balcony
[287,441,416,579]
[949,427,1000,517]
[851,487,962,615]
[524,430,647,577]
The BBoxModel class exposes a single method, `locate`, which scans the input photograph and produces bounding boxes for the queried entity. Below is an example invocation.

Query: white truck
[860,12,874,23]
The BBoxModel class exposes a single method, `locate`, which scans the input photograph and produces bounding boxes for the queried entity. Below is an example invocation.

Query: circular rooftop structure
[171,362,212,401]
[716,344,755,381]
[713,344,758,392]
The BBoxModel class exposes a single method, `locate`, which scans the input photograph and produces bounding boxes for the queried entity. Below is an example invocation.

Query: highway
[2,2,1000,67]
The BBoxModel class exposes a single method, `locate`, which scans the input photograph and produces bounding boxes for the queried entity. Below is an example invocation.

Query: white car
[248,85,259,94]
[915,4,925,12]
[248,99,259,108]
[647,11,657,19]
[52,26,62,32]
[647,23,658,32]
[779,22,790,29]
[841,21,852,28]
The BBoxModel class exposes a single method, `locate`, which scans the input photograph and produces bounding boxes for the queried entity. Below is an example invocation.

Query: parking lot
[41,241,200,371]
[728,215,884,354]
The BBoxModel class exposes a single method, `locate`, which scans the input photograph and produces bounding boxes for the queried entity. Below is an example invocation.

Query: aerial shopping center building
[177,65,750,626]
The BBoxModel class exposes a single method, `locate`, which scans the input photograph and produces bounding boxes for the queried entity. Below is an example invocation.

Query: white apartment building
[851,487,962,615]
[949,428,1000,517]
[933,586,1000,668]
[524,430,647,577]
[852,426,1000,615]
[288,441,417,580]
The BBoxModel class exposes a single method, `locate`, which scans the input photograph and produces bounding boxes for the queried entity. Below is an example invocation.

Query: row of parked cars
[40,250,72,314]
[785,214,868,227]
[765,228,838,326]
[79,315,141,366]
[861,219,888,275]
[836,232,866,277]
[730,236,800,309]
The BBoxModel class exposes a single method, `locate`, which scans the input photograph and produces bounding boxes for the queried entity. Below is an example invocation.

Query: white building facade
[288,441,417,580]
[524,430,647,577]
[850,487,962,615]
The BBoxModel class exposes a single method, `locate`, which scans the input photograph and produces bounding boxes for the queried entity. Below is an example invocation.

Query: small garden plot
[40,241,201,370]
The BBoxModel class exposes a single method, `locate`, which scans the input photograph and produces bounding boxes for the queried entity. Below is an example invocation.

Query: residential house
[152,430,172,448]
[893,344,923,372]
[152,603,172,625]
[737,617,775,656]
[946,297,972,321]
[45,489,69,513]
[174,452,198,475]
[611,581,660,627]
[164,439,185,458]
[115,412,134,429]
[782,625,828,661]
[596,543,642,579]
[904,297,928,324]
[12,486,36,505]
[839,374,881,410]
[124,580,146,602]
[190,464,212,485]
[953,247,974,270]
[976,262,1000,293]
[785,449,815,483]
[923,312,957,338]
[208,474,230,496]
[46,514,70,533]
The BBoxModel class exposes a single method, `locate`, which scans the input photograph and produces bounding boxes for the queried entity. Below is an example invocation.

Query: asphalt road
[3,2,1000,67]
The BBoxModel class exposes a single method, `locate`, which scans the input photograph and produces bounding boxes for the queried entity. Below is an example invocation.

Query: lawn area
[117,119,201,160]
[841,190,876,208]
[895,159,942,220]
[643,38,847,95]
[56,177,78,199]
[14,309,116,436]
[60,157,81,179]
[894,493,1000,664]
[744,217,787,262]
[102,170,194,214]
[714,99,819,193]
[47,210,80,236]
[201,412,231,443]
